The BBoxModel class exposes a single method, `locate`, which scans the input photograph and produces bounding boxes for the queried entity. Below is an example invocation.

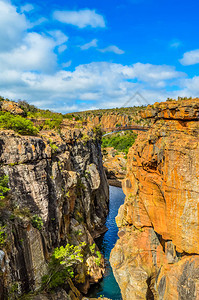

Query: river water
[87,185,125,299]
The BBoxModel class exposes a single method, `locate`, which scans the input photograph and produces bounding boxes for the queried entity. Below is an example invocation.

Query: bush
[31,215,43,230]
[42,242,86,290]
[0,112,38,135]
[102,131,137,154]
[0,225,7,246]
[0,175,10,201]
[18,100,38,116]
[43,119,63,130]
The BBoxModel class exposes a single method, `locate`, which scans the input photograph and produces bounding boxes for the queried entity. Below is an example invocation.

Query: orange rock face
[1,100,24,115]
[110,99,199,299]
[102,147,127,184]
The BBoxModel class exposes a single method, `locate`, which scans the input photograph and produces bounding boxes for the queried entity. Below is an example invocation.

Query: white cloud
[0,0,192,113]
[53,9,106,28]
[99,45,125,54]
[179,76,199,96]
[20,3,34,13]
[0,0,28,51]
[48,30,68,45]
[58,45,67,53]
[62,60,72,68]
[80,39,98,50]
[180,49,199,65]
[0,32,57,73]
[0,61,187,112]
[132,63,185,86]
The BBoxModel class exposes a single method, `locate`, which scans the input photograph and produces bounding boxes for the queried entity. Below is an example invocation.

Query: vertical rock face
[0,128,109,298]
[110,99,199,299]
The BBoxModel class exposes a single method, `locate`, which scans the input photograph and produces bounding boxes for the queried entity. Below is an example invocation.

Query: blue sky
[1,0,199,112]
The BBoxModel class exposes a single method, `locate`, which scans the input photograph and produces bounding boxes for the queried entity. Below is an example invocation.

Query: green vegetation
[95,250,102,266]
[65,105,147,121]
[89,243,102,266]
[31,215,43,231]
[0,175,10,201]
[42,242,86,290]
[102,131,137,154]
[89,243,96,254]
[0,225,7,246]
[0,112,38,135]
[0,174,10,209]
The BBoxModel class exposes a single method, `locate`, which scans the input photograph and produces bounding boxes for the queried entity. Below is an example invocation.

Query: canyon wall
[110,99,199,299]
[0,125,109,299]
[87,112,149,130]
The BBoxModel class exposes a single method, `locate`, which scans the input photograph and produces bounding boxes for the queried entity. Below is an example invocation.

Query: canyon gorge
[0,98,199,300]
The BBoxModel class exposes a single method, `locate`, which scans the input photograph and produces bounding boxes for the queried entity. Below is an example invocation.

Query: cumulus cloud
[180,49,199,65]
[0,61,187,112]
[53,9,106,28]
[132,63,185,86]
[0,32,58,73]
[0,0,28,51]
[99,45,125,54]
[0,0,192,113]
[80,39,98,50]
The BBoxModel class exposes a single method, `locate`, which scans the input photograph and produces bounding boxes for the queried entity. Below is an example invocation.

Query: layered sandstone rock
[0,127,109,298]
[110,99,199,299]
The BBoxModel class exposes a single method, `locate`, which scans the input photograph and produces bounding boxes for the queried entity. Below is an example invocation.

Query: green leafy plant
[95,251,102,266]
[0,175,10,201]
[31,215,43,231]
[0,225,7,246]
[89,243,96,254]
[49,143,58,152]
[0,112,38,135]
[74,229,83,236]
[42,242,86,290]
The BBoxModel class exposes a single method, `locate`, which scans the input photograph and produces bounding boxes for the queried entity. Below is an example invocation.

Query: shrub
[89,243,96,254]
[0,112,38,135]
[31,215,43,230]
[93,125,103,139]
[18,100,37,116]
[95,251,102,266]
[0,175,10,201]
[42,242,86,290]
[43,119,62,131]
[102,131,137,154]
[0,225,7,246]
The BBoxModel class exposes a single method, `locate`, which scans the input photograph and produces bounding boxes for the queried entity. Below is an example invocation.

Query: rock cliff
[110,99,199,299]
[0,124,109,299]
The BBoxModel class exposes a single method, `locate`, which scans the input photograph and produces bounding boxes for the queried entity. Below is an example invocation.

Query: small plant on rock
[31,215,43,231]
[42,242,86,290]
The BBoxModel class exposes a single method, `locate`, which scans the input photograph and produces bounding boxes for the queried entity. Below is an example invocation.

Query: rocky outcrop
[0,100,24,115]
[86,110,150,130]
[110,99,199,299]
[0,126,109,299]
[102,147,127,187]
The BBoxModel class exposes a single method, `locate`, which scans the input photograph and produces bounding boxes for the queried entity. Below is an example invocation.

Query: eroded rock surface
[0,127,109,299]
[110,99,199,299]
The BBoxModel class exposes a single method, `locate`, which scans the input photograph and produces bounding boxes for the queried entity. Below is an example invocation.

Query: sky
[1,0,199,112]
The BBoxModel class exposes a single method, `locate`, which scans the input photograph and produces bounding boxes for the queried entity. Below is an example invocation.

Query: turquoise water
[87,185,125,300]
